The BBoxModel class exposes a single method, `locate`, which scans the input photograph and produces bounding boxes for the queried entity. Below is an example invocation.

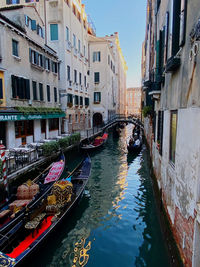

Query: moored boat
[0,153,65,237]
[0,156,91,266]
[80,133,108,151]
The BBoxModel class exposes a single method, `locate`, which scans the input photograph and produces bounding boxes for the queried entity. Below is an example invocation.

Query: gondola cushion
[47,195,57,205]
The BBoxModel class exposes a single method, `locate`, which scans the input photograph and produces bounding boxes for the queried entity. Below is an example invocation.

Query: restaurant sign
[0,113,66,121]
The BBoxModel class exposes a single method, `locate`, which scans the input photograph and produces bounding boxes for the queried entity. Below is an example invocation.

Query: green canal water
[30,125,170,267]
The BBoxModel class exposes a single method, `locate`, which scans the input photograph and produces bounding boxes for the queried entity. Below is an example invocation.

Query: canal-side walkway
[3,115,142,183]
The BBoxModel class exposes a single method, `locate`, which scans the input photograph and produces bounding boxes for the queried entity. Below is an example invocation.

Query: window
[108,55,110,65]
[75,114,78,122]
[38,54,43,67]
[75,95,79,106]
[73,34,76,48]
[84,45,86,57]
[66,26,69,41]
[54,87,57,102]
[77,11,81,22]
[80,96,83,106]
[15,121,33,138]
[11,75,30,100]
[49,118,59,131]
[41,119,46,134]
[50,24,58,41]
[80,114,83,121]
[78,39,81,53]
[85,97,89,106]
[67,65,71,81]
[45,58,50,71]
[94,92,101,103]
[30,50,37,64]
[83,20,86,29]
[7,0,20,4]
[52,61,58,73]
[0,79,3,99]
[169,110,177,164]
[84,76,86,87]
[32,81,37,100]
[94,72,100,83]
[93,51,101,62]
[157,111,164,155]
[73,4,76,15]
[39,83,44,101]
[37,25,43,38]
[67,94,73,105]
[74,69,77,83]
[69,114,72,123]
[12,40,19,57]
[47,85,50,102]
[79,73,82,85]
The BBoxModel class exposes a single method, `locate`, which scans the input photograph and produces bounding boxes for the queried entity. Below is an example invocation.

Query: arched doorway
[93,113,103,127]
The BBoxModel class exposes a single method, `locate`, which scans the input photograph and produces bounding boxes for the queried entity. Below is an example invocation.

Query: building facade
[142,0,200,266]
[89,35,117,126]
[105,33,128,116]
[0,7,65,149]
[126,87,141,117]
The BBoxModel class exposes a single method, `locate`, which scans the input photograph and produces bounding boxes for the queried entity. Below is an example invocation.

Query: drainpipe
[44,0,47,45]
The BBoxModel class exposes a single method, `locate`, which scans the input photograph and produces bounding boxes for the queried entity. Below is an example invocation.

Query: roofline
[0,15,58,59]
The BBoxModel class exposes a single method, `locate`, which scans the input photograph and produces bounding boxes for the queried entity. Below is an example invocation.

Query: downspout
[44,0,47,45]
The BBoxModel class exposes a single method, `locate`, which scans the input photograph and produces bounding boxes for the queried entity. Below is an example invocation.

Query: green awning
[0,112,66,121]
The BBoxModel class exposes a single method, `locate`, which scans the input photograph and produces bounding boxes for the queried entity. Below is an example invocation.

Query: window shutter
[164,12,169,64]
[99,92,101,102]
[98,52,101,61]
[93,52,95,62]
[37,24,40,34]
[0,79,3,99]
[29,48,32,63]
[172,0,181,56]
[43,56,46,69]
[25,79,30,100]
[11,75,16,98]
[179,0,187,47]
[35,52,39,65]
[31,20,37,31]
[156,40,161,80]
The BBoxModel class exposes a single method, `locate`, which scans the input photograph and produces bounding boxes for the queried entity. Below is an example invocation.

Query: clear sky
[83,0,147,88]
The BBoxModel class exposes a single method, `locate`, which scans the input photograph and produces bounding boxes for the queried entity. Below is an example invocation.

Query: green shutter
[31,20,37,31]
[172,0,181,55]
[99,92,101,102]
[50,24,58,41]
[25,79,30,100]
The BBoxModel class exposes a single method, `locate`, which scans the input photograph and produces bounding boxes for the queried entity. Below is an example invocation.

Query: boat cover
[44,160,65,184]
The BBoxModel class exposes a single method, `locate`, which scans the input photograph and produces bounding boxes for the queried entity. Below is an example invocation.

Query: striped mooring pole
[0,141,8,196]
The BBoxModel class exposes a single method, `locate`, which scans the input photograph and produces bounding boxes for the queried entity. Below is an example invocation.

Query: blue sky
[83,0,147,88]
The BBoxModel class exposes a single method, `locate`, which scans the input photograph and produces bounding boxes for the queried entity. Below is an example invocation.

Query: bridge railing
[81,114,143,139]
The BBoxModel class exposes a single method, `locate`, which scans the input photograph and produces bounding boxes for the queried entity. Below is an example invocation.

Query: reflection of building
[0,8,64,148]
[89,35,117,126]
[126,87,141,117]
[142,0,200,265]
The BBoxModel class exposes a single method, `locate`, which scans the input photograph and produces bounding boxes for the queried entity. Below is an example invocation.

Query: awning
[0,112,66,122]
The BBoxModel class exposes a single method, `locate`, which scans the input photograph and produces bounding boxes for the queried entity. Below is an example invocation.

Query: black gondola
[0,152,65,238]
[0,156,91,267]
[80,133,108,151]
[127,136,142,153]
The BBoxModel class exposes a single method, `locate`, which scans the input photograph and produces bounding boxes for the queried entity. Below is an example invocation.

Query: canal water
[30,125,170,267]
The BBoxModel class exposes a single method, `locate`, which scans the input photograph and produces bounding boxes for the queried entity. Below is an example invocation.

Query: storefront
[0,112,65,148]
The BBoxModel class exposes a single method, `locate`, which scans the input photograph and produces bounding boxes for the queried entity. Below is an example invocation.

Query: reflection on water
[30,124,170,267]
